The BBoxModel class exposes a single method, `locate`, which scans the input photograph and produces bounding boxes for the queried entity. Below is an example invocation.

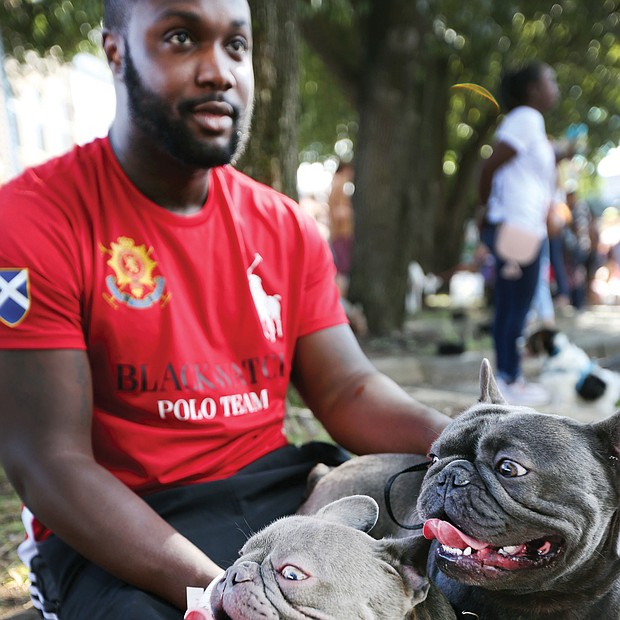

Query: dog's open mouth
[424,518,564,573]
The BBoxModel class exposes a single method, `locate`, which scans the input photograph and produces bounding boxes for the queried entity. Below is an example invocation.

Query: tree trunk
[241,0,299,199]
[406,55,452,272]
[348,1,437,335]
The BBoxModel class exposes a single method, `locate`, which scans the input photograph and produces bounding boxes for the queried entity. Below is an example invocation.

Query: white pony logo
[247,254,283,343]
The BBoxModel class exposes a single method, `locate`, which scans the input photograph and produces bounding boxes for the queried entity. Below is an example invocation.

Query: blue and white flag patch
[0,269,30,327]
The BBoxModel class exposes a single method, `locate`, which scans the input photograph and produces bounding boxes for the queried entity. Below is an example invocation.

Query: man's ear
[102,29,124,76]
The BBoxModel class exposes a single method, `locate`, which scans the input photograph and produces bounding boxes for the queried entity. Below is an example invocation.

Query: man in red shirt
[0,1,450,618]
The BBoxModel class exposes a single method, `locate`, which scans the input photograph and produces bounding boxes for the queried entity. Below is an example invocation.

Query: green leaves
[0,0,102,60]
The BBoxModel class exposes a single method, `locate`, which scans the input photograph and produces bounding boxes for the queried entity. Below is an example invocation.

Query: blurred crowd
[298,159,620,337]
[298,161,369,336]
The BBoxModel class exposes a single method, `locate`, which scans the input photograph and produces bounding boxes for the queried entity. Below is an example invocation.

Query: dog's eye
[280,565,308,581]
[496,458,528,477]
[428,453,439,465]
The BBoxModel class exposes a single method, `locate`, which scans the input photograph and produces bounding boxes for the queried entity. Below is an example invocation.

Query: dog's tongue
[184,611,213,620]
[423,519,489,550]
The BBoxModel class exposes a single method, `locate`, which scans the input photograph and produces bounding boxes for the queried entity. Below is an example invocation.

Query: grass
[0,468,32,617]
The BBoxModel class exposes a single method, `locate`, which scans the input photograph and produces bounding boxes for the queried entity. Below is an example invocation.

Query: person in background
[326,160,368,336]
[527,170,574,328]
[0,1,450,619]
[563,180,594,311]
[327,160,355,298]
[592,246,620,305]
[478,60,561,406]
[547,182,572,309]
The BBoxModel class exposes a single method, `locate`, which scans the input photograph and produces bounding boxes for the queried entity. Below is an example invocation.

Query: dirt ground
[2,305,620,619]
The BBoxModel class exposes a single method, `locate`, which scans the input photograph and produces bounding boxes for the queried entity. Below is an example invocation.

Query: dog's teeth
[499,545,521,556]
[442,545,474,557]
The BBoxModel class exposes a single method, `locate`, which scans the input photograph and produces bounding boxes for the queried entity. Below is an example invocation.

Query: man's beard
[122,42,252,168]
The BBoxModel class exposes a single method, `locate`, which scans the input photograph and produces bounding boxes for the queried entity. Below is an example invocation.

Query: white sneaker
[496,377,550,407]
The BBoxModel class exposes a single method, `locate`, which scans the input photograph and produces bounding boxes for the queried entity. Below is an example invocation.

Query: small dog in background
[526,327,620,416]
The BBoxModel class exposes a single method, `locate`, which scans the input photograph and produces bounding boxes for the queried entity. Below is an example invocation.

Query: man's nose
[196,45,235,90]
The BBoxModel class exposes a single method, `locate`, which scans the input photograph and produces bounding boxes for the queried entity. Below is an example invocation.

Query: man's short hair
[103,0,135,32]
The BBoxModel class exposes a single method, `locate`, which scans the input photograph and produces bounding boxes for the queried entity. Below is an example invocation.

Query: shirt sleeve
[0,177,86,350]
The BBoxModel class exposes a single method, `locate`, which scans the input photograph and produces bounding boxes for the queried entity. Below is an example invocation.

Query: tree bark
[347,1,436,334]
[241,0,299,199]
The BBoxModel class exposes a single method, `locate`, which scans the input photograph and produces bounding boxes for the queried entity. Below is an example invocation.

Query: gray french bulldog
[299,359,620,619]
[209,495,456,619]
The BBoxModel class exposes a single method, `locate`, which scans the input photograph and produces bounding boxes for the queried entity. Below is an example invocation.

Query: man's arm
[291,325,451,456]
[0,349,221,610]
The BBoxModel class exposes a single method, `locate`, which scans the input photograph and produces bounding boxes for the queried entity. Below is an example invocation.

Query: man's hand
[185,572,225,619]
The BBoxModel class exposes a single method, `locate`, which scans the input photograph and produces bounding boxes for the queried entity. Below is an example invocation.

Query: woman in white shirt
[479,61,560,406]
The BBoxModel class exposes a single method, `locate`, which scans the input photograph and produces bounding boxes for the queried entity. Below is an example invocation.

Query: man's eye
[497,458,528,477]
[227,37,250,55]
[280,565,308,581]
[168,31,193,47]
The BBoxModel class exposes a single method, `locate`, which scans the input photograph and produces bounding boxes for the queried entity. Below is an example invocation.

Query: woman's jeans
[481,224,543,383]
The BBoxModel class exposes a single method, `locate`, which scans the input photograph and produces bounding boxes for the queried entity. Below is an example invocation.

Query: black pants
[34,442,349,620]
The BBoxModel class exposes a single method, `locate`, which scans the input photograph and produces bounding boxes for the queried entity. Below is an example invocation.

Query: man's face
[121,0,254,168]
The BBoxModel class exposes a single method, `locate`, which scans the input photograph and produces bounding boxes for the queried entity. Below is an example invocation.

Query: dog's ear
[525,331,542,355]
[304,462,332,495]
[378,536,431,608]
[526,327,559,355]
[479,358,507,405]
[314,495,379,533]
[377,536,456,618]
[593,411,620,556]
[593,410,620,460]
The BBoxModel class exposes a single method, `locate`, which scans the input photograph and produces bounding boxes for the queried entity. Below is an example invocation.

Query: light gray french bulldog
[207,495,455,619]
[299,359,620,620]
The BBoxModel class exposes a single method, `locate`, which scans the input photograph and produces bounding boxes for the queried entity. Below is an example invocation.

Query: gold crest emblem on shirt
[99,237,170,309]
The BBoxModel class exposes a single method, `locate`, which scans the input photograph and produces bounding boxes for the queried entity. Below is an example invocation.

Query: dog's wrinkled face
[417,359,620,598]
[210,495,432,620]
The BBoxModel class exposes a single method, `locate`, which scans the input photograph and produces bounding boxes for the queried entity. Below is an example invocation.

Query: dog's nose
[452,471,471,486]
[230,561,259,584]
[439,459,472,487]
